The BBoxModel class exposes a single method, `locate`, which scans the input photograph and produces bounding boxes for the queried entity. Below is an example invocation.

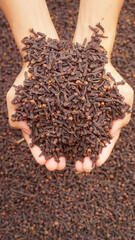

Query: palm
[7,65,66,171]
[75,63,134,172]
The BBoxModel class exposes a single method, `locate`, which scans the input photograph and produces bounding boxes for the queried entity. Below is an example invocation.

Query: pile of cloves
[11,26,130,163]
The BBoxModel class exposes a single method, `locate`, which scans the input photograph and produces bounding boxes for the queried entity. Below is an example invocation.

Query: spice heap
[11,27,130,163]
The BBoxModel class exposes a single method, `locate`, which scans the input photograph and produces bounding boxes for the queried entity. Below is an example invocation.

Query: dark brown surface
[0,0,135,239]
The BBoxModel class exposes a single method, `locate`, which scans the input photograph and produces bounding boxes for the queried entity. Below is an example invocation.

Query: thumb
[9,119,31,135]
[110,113,131,138]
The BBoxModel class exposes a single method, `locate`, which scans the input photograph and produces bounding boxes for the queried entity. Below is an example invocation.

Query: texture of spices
[11,29,130,164]
[0,0,135,239]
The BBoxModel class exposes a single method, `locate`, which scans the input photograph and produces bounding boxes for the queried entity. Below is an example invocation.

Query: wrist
[73,0,124,61]
[73,26,114,61]
[16,19,59,58]
[1,0,59,57]
[19,26,59,58]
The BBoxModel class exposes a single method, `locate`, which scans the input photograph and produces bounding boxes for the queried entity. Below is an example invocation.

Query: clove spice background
[0,0,135,239]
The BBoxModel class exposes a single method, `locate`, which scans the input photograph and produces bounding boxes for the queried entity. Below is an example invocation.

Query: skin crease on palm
[2,0,134,172]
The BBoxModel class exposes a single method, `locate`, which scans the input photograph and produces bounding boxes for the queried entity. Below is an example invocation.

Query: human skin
[1,0,134,172]
[73,0,134,172]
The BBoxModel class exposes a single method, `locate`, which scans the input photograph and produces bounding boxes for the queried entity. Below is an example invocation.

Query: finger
[9,120,31,134]
[56,156,66,170]
[104,63,134,106]
[110,113,131,137]
[116,82,134,105]
[45,157,57,171]
[96,129,121,167]
[75,160,84,172]
[22,130,46,165]
[83,156,94,172]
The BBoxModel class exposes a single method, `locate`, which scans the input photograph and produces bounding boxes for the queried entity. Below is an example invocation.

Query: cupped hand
[7,63,134,173]
[75,63,134,172]
[6,64,66,171]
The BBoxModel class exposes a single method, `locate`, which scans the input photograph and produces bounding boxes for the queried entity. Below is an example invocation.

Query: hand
[75,62,134,172]
[6,64,66,171]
